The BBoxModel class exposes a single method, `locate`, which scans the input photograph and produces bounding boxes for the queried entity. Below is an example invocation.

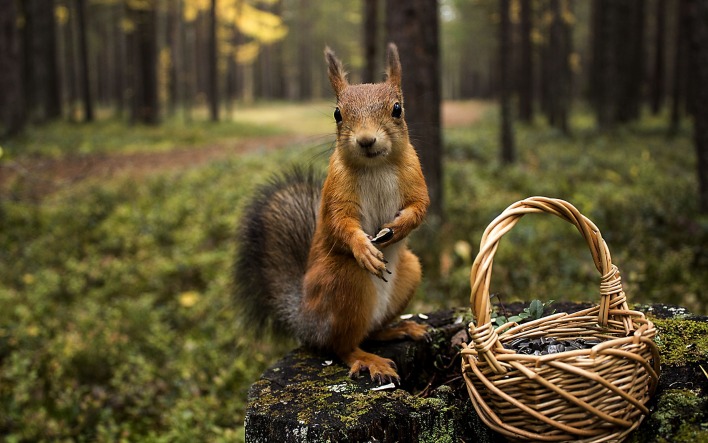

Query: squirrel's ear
[386,43,402,90]
[324,46,348,97]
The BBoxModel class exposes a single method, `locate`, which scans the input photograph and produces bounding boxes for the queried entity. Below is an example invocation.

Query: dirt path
[0,101,488,199]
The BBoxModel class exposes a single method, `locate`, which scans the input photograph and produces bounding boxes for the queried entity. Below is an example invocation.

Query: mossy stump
[245,305,708,442]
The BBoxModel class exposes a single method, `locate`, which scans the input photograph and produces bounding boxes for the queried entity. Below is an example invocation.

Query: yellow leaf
[26,325,40,337]
[235,3,288,44]
[55,5,69,25]
[127,0,153,10]
[454,240,472,263]
[235,41,260,64]
[568,52,581,73]
[184,0,210,22]
[121,18,135,33]
[179,291,201,308]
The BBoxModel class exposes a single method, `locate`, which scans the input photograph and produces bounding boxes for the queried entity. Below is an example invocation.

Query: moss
[652,318,708,366]
[628,390,708,443]
[417,414,456,443]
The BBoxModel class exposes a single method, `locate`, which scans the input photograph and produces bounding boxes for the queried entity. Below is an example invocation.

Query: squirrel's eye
[392,102,402,118]
[334,107,342,123]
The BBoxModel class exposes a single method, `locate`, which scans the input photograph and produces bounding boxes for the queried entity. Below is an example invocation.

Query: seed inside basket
[502,337,602,356]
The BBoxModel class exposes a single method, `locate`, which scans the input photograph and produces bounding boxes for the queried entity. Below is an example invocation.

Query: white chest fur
[356,166,403,330]
[356,166,401,236]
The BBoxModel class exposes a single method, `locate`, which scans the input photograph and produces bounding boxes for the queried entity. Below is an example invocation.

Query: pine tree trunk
[518,0,533,123]
[546,0,572,134]
[76,0,93,122]
[182,16,195,122]
[688,0,708,213]
[670,0,689,135]
[362,0,378,84]
[167,0,181,117]
[113,2,126,118]
[24,0,62,121]
[208,0,219,121]
[297,0,312,100]
[650,0,666,115]
[0,0,26,136]
[385,0,442,221]
[499,0,516,164]
[130,3,159,125]
[617,0,645,123]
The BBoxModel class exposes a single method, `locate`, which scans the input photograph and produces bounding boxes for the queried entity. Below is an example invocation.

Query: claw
[344,350,400,386]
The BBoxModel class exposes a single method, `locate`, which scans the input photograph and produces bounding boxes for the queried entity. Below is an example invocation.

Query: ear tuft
[324,46,348,97]
[386,43,402,90]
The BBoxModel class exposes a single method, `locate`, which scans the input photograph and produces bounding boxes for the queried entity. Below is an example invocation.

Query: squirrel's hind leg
[369,320,429,342]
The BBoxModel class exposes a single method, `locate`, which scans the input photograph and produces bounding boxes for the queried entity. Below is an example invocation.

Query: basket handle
[469,196,631,334]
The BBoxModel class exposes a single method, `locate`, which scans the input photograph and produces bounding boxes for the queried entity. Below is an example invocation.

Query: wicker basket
[461,197,660,442]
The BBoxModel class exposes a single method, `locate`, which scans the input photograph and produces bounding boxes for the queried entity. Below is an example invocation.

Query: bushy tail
[233,166,322,336]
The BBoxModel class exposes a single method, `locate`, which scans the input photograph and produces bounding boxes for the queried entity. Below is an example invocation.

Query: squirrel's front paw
[353,237,391,281]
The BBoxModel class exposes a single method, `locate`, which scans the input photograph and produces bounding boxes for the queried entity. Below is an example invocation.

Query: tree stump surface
[245,304,708,442]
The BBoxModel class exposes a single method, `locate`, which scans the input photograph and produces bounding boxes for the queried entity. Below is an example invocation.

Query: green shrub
[434,111,706,314]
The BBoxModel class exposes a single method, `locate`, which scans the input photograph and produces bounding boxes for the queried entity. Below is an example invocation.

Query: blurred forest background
[1,0,707,441]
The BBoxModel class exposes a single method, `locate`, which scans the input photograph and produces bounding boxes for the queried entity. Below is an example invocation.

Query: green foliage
[0,117,283,158]
[0,146,317,441]
[432,109,707,316]
[492,299,555,327]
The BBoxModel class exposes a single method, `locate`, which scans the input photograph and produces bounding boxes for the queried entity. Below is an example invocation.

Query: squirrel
[234,43,430,384]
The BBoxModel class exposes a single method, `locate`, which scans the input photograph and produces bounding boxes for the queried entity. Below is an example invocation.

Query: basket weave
[461,197,660,442]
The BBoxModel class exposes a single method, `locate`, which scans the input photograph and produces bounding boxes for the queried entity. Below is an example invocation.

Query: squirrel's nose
[357,135,377,149]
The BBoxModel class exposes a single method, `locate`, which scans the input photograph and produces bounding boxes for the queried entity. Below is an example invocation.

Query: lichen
[651,318,708,366]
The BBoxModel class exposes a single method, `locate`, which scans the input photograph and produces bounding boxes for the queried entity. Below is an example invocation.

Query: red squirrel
[235,43,430,383]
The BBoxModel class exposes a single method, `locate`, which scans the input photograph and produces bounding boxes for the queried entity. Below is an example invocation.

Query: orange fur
[301,44,430,382]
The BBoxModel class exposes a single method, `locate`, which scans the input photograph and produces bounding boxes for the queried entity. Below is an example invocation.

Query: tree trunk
[167,0,181,117]
[129,2,159,125]
[182,14,195,122]
[270,0,286,99]
[545,0,572,134]
[24,0,62,121]
[0,0,26,136]
[670,0,689,135]
[650,0,667,115]
[385,0,442,222]
[518,0,533,123]
[362,0,379,84]
[688,0,708,214]
[113,2,126,118]
[591,0,641,128]
[75,0,93,122]
[617,0,645,123]
[499,0,516,164]
[208,0,218,121]
[61,0,78,120]
[297,0,312,100]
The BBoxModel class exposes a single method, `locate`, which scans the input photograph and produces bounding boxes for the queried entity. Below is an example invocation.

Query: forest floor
[0,100,488,198]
